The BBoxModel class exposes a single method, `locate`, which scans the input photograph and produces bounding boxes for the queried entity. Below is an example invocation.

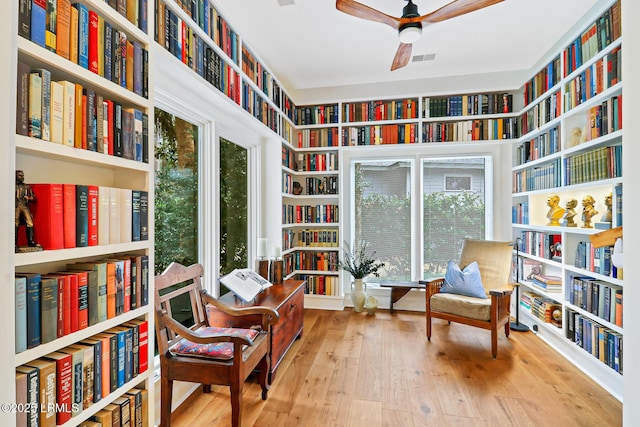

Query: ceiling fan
[336,0,504,71]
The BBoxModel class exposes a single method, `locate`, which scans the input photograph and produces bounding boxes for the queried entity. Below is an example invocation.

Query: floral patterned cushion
[169,326,260,360]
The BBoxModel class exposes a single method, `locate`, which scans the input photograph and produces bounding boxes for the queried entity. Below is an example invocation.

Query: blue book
[138,0,147,33]
[75,184,89,247]
[133,41,142,96]
[17,273,41,349]
[133,108,143,161]
[73,3,89,69]
[104,21,112,82]
[14,276,27,353]
[123,327,133,382]
[106,328,126,387]
[30,0,46,47]
[80,339,102,402]
[131,190,141,241]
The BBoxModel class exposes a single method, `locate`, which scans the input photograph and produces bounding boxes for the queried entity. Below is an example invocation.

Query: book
[44,351,73,424]
[66,343,94,409]
[56,0,71,60]
[73,82,83,147]
[84,87,96,151]
[24,358,56,427]
[104,327,126,387]
[69,3,78,63]
[31,0,47,47]
[45,0,56,53]
[131,190,141,241]
[55,271,78,333]
[15,369,28,427]
[125,388,143,427]
[18,0,31,40]
[49,80,64,143]
[109,187,121,244]
[103,403,121,427]
[120,188,133,243]
[95,333,118,392]
[16,272,41,349]
[122,108,134,159]
[58,345,84,417]
[62,183,76,248]
[16,61,30,136]
[79,338,103,402]
[91,409,113,427]
[39,276,59,344]
[16,365,40,426]
[61,268,88,330]
[98,186,110,245]
[88,185,99,246]
[75,184,89,247]
[29,183,64,250]
[90,333,111,398]
[113,395,131,427]
[139,190,148,240]
[96,93,104,153]
[67,261,107,323]
[47,273,71,337]
[122,321,139,377]
[29,72,42,138]
[88,9,99,73]
[125,319,148,374]
[74,2,89,69]
[15,276,28,353]
[218,268,272,302]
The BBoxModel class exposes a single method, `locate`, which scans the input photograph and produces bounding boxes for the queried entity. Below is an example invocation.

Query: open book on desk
[219,268,273,302]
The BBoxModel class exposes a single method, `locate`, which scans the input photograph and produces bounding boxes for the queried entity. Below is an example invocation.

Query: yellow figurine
[561,198,578,227]
[581,195,598,228]
[546,194,565,226]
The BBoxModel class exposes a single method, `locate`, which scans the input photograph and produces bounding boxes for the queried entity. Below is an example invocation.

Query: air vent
[412,53,436,62]
[277,0,295,6]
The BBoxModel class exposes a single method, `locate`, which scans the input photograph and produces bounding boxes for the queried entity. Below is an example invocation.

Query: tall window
[354,160,412,282]
[423,158,486,278]
[219,138,248,279]
[351,155,488,282]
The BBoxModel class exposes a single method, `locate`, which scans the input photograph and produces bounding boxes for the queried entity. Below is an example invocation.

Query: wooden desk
[379,281,425,313]
[206,280,305,382]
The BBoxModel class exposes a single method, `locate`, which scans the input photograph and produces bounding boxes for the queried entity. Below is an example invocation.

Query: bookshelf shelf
[512,0,623,397]
[14,241,149,267]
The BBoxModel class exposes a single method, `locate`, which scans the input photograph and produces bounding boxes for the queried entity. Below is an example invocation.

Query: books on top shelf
[219,268,272,302]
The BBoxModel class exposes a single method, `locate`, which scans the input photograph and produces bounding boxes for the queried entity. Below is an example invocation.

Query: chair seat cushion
[441,260,487,299]
[169,326,260,360]
[430,292,491,321]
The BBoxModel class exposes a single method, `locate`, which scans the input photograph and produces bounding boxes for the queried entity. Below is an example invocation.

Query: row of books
[19,0,148,98]
[523,54,562,106]
[342,98,419,123]
[282,204,339,225]
[283,175,338,196]
[423,93,514,118]
[529,273,562,292]
[511,158,561,193]
[343,123,418,146]
[282,229,339,252]
[564,47,621,111]
[566,309,622,374]
[160,0,240,64]
[16,322,148,426]
[241,44,273,100]
[520,292,562,326]
[18,184,148,251]
[512,201,529,225]
[520,91,562,135]
[295,104,340,126]
[568,275,622,327]
[296,274,339,296]
[103,0,148,32]
[15,256,149,352]
[284,251,339,274]
[241,82,280,135]
[563,0,621,76]
[294,152,339,173]
[297,128,340,148]
[156,2,242,105]
[17,63,149,162]
[578,95,622,144]
[514,126,560,166]
[517,231,562,260]
[575,241,616,278]
[422,117,519,143]
[564,144,622,186]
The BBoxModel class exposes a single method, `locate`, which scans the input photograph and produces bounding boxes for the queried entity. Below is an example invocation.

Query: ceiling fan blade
[391,43,412,71]
[412,0,504,25]
[336,0,401,30]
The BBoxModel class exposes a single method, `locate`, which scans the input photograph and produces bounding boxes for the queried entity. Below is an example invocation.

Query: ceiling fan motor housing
[399,0,422,43]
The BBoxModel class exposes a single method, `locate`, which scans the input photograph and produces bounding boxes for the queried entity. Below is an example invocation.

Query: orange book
[126,40,134,92]
[74,83,83,148]
[56,0,71,60]
[69,3,78,63]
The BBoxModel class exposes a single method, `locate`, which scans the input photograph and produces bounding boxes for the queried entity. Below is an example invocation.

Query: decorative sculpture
[15,170,42,252]
[546,194,565,226]
[601,192,613,223]
[581,195,598,228]
[560,198,578,227]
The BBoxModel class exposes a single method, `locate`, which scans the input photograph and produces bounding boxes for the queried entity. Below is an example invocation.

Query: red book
[88,10,99,74]
[62,183,76,248]
[27,183,64,250]
[72,270,89,330]
[44,352,73,425]
[48,274,71,338]
[105,99,114,155]
[126,319,148,374]
[87,185,99,246]
[57,272,78,334]
[121,258,131,312]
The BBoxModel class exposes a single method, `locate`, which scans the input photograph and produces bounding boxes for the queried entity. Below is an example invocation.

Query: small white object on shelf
[258,238,268,258]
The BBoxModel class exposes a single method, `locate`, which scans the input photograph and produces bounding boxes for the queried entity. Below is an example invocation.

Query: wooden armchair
[423,239,513,358]
[155,262,279,427]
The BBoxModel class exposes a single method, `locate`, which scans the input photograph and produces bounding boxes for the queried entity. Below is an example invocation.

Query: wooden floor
[168,309,622,427]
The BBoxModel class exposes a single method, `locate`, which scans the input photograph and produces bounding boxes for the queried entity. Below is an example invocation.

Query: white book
[219,268,272,303]
[109,187,121,244]
[33,68,51,141]
[59,80,75,146]
[28,73,42,138]
[98,186,110,245]
[50,81,64,144]
[120,188,132,243]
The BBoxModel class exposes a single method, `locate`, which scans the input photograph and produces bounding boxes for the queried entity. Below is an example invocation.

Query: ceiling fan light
[398,25,422,44]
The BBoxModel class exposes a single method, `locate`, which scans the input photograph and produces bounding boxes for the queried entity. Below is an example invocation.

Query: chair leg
[258,355,270,400]
[504,321,510,337]
[426,314,432,341]
[491,328,498,359]
[230,382,243,427]
[202,384,212,393]
[160,377,173,427]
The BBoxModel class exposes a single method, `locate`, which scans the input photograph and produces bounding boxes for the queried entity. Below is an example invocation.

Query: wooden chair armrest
[200,289,280,325]
[489,288,514,297]
[420,277,444,300]
[157,311,255,346]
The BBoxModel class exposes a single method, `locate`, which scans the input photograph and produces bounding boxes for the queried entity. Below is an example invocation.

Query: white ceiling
[215,0,602,104]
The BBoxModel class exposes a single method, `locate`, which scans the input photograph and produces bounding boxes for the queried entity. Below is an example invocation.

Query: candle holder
[257,259,270,281]
[270,258,284,284]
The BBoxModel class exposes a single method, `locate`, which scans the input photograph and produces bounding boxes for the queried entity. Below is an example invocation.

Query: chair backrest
[458,239,512,294]
[154,262,209,356]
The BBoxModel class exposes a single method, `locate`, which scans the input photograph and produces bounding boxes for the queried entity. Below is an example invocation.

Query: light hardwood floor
[168,309,622,427]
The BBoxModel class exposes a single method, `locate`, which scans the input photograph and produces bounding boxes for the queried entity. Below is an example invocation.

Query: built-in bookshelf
[11,0,155,425]
[511,0,623,400]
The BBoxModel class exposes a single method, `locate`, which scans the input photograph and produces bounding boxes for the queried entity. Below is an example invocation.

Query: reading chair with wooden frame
[423,239,514,359]
[155,262,280,427]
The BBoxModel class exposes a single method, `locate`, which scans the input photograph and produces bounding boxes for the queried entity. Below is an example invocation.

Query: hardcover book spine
[40,277,59,344]
[19,0,32,39]
[73,82,83,147]
[29,72,42,138]
[133,41,143,96]
[69,4,78,63]
[131,190,141,241]
[56,0,71,59]
[88,10,99,73]
[31,0,47,47]
[16,61,30,136]
[96,93,104,153]
[88,185,99,246]
[139,190,148,240]
[62,183,76,248]
[30,183,65,249]
[104,21,113,82]
[45,0,57,53]
[15,276,28,353]
[75,2,89,69]
[98,186,110,245]
[75,184,89,247]
[50,80,64,143]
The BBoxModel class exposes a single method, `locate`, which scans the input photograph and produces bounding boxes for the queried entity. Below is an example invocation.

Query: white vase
[364,295,378,315]
[351,278,367,312]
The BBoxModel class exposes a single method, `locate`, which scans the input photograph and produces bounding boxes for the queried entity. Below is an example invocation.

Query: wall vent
[277,0,296,6]
[412,53,436,62]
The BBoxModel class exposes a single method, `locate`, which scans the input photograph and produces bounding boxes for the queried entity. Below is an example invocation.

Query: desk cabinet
[207,280,305,381]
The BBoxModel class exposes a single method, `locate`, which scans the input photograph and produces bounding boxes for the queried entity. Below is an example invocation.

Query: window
[350,154,489,282]
[219,138,249,280]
